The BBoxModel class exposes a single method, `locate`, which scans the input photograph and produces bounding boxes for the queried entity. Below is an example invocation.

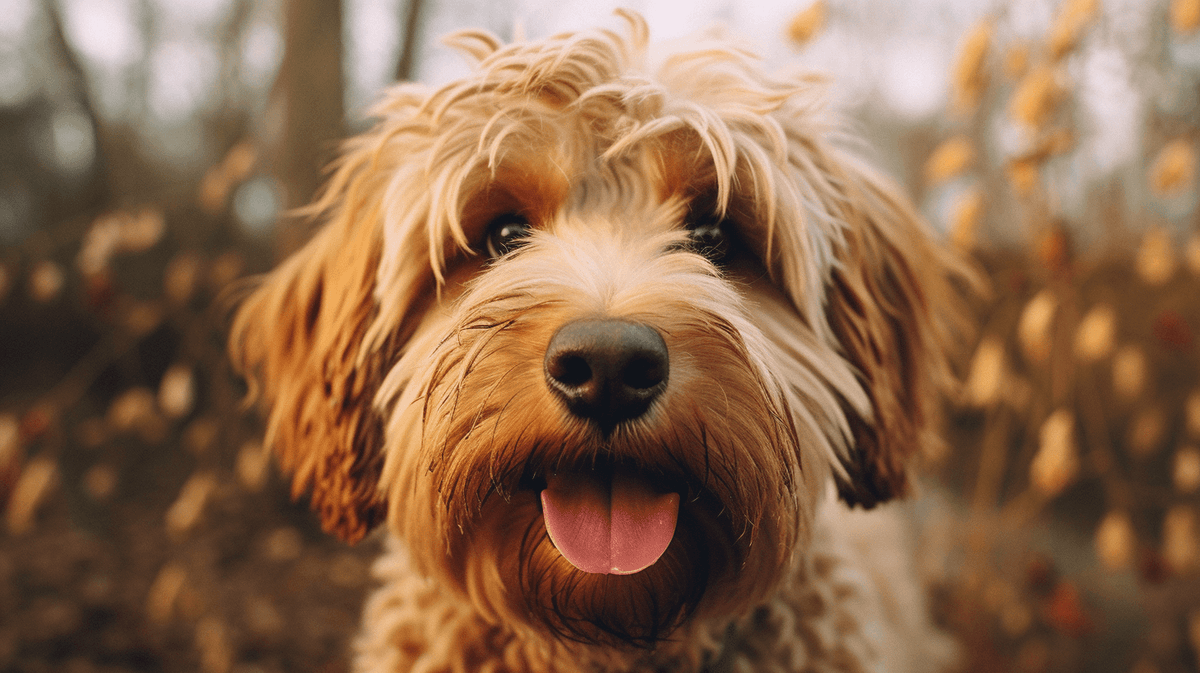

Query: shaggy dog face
[230,10,966,655]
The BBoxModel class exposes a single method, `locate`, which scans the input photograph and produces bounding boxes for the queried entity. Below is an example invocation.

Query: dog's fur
[230,11,969,672]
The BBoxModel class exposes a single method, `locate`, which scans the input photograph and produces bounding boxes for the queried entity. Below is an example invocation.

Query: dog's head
[230,11,968,648]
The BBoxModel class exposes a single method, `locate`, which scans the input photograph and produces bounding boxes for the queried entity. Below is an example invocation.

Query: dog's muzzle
[540,319,679,576]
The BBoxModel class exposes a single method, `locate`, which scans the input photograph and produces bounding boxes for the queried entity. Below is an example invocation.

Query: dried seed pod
[107,388,157,433]
[82,464,118,501]
[1074,304,1117,362]
[1111,345,1147,401]
[164,253,202,306]
[1048,0,1098,59]
[1150,139,1196,196]
[77,215,122,275]
[1175,446,1200,493]
[1095,510,1135,570]
[222,142,258,182]
[949,187,984,251]
[786,0,827,46]
[158,364,195,419]
[146,562,187,624]
[165,471,217,536]
[1017,289,1057,364]
[1176,0,1200,32]
[0,413,20,481]
[195,616,233,673]
[925,136,975,186]
[1127,407,1167,458]
[1136,228,1177,286]
[1007,157,1040,195]
[1163,506,1198,573]
[119,208,164,252]
[28,261,64,303]
[198,168,230,214]
[122,301,164,338]
[963,335,1006,407]
[1187,232,1200,275]
[1188,390,1200,437]
[1010,65,1062,130]
[953,18,994,111]
[1003,43,1029,80]
[1035,225,1073,276]
[5,457,58,535]
[235,441,269,492]
[1031,409,1078,496]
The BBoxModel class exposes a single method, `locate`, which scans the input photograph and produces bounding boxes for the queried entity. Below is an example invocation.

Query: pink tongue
[540,472,679,575]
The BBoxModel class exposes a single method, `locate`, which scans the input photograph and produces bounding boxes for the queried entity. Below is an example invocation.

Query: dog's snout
[544,319,669,429]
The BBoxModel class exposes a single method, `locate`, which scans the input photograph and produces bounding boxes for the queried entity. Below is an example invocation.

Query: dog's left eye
[484,213,532,258]
[686,215,730,264]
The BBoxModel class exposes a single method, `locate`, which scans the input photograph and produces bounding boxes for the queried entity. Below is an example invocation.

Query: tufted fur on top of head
[228,9,974,553]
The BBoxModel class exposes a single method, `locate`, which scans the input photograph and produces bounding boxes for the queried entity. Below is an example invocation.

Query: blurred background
[0,0,1198,671]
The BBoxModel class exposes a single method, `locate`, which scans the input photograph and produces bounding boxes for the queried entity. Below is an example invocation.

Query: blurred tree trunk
[395,0,425,82]
[273,0,344,255]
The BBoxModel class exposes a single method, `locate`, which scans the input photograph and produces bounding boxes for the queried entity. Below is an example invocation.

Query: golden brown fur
[230,11,970,671]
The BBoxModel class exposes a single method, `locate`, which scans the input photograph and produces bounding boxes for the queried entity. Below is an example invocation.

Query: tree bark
[273,0,344,254]
[394,0,425,83]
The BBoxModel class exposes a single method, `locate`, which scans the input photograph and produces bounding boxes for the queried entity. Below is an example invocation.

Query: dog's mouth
[538,467,680,576]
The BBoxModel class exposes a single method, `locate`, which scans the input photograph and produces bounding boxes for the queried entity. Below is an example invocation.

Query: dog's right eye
[685,214,731,264]
[484,213,532,258]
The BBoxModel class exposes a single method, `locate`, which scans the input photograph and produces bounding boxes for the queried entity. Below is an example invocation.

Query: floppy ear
[229,207,391,543]
[821,154,970,507]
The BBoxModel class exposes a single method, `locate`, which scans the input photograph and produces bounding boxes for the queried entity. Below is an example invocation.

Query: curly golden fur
[230,11,970,672]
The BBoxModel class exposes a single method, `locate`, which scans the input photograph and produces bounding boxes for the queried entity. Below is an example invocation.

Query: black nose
[544,319,669,430]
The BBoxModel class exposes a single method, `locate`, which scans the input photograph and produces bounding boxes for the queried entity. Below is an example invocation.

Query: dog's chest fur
[354,500,955,673]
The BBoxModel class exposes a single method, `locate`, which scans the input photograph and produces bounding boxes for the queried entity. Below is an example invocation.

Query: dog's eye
[686,215,730,264]
[484,213,532,258]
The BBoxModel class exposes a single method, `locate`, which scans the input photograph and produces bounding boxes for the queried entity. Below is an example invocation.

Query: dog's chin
[459,468,760,649]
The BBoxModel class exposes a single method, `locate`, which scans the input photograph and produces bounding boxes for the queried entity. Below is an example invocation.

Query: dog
[229,10,970,672]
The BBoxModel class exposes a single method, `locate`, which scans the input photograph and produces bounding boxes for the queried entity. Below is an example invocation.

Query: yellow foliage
[953,18,994,112]
[1187,232,1200,275]
[1176,446,1200,493]
[1174,0,1200,34]
[1136,227,1178,286]
[1048,0,1099,59]
[1111,345,1147,401]
[1095,510,1135,570]
[1004,43,1030,80]
[1128,407,1166,458]
[964,335,1006,407]
[1010,65,1062,129]
[1149,138,1196,196]
[1017,290,1057,364]
[1008,157,1040,195]
[1074,304,1116,362]
[1163,506,1199,572]
[1186,389,1200,437]
[1031,409,1078,496]
[950,187,984,251]
[925,136,975,185]
[787,1,827,46]
[5,457,58,535]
